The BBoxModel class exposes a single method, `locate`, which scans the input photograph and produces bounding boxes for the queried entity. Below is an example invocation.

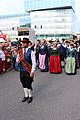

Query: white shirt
[70,48,74,51]
[53,47,57,50]
[16,47,36,73]
[0,50,5,61]
[77,46,80,52]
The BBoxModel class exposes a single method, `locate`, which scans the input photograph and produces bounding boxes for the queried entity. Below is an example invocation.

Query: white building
[25,0,79,39]
[0,13,30,40]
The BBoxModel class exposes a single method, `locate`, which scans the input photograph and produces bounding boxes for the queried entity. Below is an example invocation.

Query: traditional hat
[21,38,31,43]
[11,39,18,46]
[11,42,18,46]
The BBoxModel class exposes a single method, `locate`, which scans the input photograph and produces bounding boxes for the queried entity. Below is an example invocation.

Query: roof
[29,6,74,12]
[25,0,75,12]
[0,13,29,19]
[17,27,35,32]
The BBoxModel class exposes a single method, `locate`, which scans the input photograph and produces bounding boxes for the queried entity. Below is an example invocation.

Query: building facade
[25,0,79,39]
[0,13,31,39]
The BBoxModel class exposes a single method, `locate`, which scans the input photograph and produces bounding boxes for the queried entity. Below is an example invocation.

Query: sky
[0,0,25,15]
[75,0,80,22]
[0,0,80,22]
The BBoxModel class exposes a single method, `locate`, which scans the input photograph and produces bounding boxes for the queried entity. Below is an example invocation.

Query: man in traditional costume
[59,38,66,68]
[16,38,36,103]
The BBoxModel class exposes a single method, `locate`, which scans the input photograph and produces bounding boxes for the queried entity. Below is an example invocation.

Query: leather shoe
[22,97,29,102]
[27,97,33,104]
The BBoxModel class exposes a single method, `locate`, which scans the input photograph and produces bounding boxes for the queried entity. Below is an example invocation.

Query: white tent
[0,38,5,43]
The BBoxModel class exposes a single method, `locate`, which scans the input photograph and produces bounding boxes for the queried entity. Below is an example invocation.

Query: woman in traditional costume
[49,42,62,74]
[39,39,48,72]
[0,43,5,74]
[3,43,11,72]
[65,43,76,75]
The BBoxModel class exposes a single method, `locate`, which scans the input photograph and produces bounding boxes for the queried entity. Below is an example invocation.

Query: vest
[19,48,32,72]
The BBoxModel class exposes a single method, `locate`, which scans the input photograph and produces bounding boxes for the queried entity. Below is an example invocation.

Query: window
[12,27,14,30]
[18,31,29,36]
[35,25,37,28]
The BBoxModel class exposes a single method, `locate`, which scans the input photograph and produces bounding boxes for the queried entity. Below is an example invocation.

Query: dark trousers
[20,71,33,89]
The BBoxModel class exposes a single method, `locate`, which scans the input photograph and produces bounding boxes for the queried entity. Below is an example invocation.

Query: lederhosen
[18,48,33,89]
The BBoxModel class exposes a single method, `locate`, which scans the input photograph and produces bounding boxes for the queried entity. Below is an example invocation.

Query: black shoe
[22,97,29,102]
[27,97,33,104]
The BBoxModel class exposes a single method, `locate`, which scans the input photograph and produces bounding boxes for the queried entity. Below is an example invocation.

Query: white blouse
[0,50,5,61]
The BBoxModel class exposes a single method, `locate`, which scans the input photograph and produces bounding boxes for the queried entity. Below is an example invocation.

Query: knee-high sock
[27,89,32,97]
[23,88,29,97]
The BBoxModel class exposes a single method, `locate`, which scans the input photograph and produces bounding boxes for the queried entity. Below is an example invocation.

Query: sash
[18,49,24,63]
[18,49,32,73]
[21,60,32,74]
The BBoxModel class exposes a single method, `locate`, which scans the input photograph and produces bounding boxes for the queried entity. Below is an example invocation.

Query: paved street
[0,69,80,120]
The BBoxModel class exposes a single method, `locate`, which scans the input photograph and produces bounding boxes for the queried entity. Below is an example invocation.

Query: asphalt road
[0,69,80,120]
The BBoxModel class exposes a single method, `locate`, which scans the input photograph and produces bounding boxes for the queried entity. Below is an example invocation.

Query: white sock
[27,89,32,98]
[23,88,29,97]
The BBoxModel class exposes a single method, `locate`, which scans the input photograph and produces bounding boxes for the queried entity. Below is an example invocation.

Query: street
[0,69,80,120]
